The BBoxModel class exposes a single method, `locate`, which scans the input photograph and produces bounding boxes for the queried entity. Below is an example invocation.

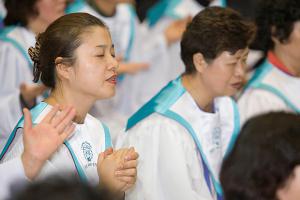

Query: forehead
[80,26,112,45]
[217,48,249,60]
[72,26,113,58]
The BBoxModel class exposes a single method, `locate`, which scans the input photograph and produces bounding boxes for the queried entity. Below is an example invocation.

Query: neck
[92,0,117,17]
[45,86,95,124]
[273,46,300,77]
[27,18,48,35]
[182,74,214,113]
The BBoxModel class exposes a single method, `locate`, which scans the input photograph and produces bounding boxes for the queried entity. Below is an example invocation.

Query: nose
[235,60,246,78]
[107,54,118,72]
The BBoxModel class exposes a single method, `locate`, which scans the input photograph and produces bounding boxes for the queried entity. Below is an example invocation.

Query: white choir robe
[0,26,38,150]
[0,102,112,199]
[117,77,239,200]
[116,0,225,116]
[238,58,300,126]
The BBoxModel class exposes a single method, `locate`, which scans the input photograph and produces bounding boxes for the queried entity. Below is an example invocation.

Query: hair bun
[28,34,42,63]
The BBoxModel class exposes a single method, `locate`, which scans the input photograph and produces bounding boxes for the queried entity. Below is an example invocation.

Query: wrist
[21,151,45,180]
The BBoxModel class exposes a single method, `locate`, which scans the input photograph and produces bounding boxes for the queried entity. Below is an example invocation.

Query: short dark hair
[180,6,255,74]
[220,112,300,200]
[9,176,118,200]
[4,0,38,26]
[254,0,300,52]
[29,13,107,88]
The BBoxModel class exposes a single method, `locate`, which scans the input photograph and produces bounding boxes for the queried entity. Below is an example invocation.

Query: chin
[99,91,116,100]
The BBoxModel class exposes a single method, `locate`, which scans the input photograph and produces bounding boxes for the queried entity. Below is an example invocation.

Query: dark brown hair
[4,0,38,26]
[29,13,107,88]
[220,112,300,200]
[253,0,300,52]
[180,6,255,74]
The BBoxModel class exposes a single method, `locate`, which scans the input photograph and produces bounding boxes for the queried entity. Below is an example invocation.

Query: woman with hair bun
[0,13,138,199]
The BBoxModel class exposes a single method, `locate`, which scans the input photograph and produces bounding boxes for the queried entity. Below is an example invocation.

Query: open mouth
[106,75,117,85]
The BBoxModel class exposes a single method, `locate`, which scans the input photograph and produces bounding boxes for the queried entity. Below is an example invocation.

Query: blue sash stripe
[102,123,112,149]
[65,0,85,14]
[124,4,135,62]
[64,141,88,182]
[160,110,224,197]
[245,59,300,113]
[0,26,33,67]
[220,0,227,7]
[0,102,48,161]
[224,98,240,157]
[126,77,185,130]
[147,0,183,27]
[253,83,300,113]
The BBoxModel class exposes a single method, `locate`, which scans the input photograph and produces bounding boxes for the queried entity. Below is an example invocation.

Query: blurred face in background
[35,0,67,26]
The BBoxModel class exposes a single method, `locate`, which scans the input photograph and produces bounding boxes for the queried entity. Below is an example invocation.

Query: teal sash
[245,59,300,113]
[0,26,33,67]
[0,102,111,182]
[126,76,240,198]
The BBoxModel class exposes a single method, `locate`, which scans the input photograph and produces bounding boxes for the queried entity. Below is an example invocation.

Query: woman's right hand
[21,105,76,180]
[97,147,138,195]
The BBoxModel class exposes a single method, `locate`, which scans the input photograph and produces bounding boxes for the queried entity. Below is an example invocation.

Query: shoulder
[239,87,287,108]
[124,113,192,146]
[238,88,288,125]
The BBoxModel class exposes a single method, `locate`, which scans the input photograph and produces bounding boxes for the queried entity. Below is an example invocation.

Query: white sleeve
[118,114,211,200]
[0,157,29,199]
[0,41,33,149]
[130,21,168,64]
[238,88,291,126]
[0,93,23,149]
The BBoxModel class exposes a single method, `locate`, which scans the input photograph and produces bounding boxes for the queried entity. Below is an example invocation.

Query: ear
[55,57,73,81]
[193,52,208,73]
[270,26,281,45]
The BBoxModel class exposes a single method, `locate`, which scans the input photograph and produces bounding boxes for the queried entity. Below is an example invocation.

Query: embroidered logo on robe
[81,142,93,162]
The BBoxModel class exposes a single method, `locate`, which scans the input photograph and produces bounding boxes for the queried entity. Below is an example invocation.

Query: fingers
[124,147,139,161]
[103,147,114,158]
[121,183,134,192]
[97,152,105,164]
[50,106,72,127]
[23,108,33,132]
[54,107,76,133]
[116,176,136,185]
[41,104,60,123]
[59,123,76,142]
[118,160,138,170]
[115,168,137,177]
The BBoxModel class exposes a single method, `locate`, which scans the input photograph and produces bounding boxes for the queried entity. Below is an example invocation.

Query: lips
[231,82,243,90]
[106,75,117,85]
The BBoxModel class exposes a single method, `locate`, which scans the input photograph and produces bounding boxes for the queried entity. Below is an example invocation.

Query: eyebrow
[95,44,114,49]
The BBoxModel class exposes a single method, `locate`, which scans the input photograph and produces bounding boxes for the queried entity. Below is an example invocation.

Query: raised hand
[164,16,192,46]
[21,105,76,180]
[97,147,138,193]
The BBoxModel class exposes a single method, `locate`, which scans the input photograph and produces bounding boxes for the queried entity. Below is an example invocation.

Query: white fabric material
[0,156,28,199]
[116,0,206,116]
[238,65,300,125]
[117,92,237,200]
[0,103,109,199]
[0,26,36,150]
